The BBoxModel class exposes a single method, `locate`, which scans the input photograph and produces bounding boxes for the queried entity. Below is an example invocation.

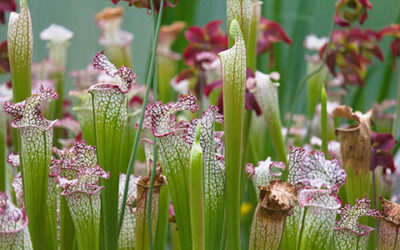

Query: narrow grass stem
[0,112,6,191]
[372,169,378,218]
[146,76,158,249]
[392,67,400,138]
[146,0,159,246]
[118,0,164,235]
[371,168,379,248]
[321,86,328,158]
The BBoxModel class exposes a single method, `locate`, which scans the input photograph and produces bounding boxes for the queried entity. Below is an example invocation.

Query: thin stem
[321,86,328,158]
[118,0,165,235]
[146,0,158,249]
[392,66,400,138]
[0,113,6,191]
[371,169,377,209]
[371,169,379,240]
[285,22,335,145]
[147,2,159,246]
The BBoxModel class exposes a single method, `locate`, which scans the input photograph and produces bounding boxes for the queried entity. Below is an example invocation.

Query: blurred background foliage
[1,0,399,115]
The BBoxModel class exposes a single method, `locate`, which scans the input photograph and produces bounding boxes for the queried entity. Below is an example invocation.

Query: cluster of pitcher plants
[0,0,400,249]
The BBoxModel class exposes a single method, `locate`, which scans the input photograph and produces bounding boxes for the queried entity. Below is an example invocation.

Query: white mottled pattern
[0,193,32,249]
[8,0,33,83]
[334,198,379,250]
[288,147,346,190]
[184,106,226,249]
[227,0,251,43]
[118,174,137,249]
[298,189,341,249]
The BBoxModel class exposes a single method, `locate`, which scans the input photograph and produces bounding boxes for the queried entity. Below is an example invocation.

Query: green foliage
[220,19,247,250]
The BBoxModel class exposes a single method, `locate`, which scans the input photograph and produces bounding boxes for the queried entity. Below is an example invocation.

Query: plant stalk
[0,110,6,192]
[118,0,165,235]
[220,19,247,250]
[321,86,328,158]
[146,1,159,246]
[189,124,205,250]
[392,67,400,138]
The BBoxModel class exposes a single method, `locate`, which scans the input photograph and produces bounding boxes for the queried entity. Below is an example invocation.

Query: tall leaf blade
[89,52,135,249]
[219,19,247,250]
[4,86,58,249]
[7,0,32,103]
[154,186,170,250]
[185,107,225,250]
[189,124,205,250]
[144,94,199,250]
